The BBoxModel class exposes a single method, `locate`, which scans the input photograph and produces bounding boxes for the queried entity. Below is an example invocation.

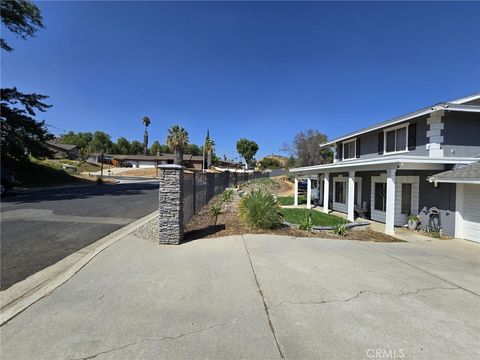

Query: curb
[0,210,158,326]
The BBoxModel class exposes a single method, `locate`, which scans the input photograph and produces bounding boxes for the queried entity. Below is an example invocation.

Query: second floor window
[342,139,356,160]
[384,125,407,153]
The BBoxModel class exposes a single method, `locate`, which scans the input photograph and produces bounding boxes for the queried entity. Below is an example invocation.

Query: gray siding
[335,115,429,161]
[442,111,480,157]
[334,110,480,162]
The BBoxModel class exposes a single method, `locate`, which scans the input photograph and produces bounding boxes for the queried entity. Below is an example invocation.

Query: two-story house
[290,93,480,241]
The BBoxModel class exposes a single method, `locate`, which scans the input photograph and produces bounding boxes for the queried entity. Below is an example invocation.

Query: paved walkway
[1,234,479,359]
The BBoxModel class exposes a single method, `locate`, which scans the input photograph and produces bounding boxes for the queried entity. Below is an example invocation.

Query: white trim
[290,156,478,175]
[383,123,409,155]
[342,138,357,161]
[431,178,480,185]
[449,93,480,104]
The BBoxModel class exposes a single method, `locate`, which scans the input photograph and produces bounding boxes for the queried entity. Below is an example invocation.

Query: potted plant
[407,214,420,230]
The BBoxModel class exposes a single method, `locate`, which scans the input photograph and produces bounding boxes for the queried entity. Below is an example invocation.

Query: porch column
[306,177,312,209]
[347,170,355,221]
[317,174,322,206]
[323,173,330,214]
[385,168,396,235]
[294,176,299,206]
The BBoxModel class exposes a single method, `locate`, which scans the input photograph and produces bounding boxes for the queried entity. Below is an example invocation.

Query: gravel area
[133,216,159,242]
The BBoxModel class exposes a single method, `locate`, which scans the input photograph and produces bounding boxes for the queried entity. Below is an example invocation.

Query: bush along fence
[158,165,269,245]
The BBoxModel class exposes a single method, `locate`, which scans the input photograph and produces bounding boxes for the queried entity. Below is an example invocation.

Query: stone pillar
[158,164,183,245]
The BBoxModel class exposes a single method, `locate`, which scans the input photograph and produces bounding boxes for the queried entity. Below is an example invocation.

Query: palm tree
[142,116,151,155]
[205,132,215,169]
[166,125,189,165]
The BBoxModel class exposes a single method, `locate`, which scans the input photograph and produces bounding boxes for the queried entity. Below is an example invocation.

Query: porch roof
[289,156,479,176]
[428,161,480,185]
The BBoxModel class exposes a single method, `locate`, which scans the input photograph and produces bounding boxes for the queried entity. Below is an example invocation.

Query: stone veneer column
[158,164,183,245]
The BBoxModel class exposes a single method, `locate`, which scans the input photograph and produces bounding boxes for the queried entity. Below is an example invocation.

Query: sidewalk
[1,233,478,359]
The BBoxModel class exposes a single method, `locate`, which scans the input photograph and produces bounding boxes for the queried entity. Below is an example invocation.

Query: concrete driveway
[1,234,479,359]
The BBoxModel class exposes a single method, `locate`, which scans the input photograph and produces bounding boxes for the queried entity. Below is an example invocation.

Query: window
[335,181,346,204]
[384,125,408,154]
[374,183,386,211]
[401,183,412,214]
[342,139,356,160]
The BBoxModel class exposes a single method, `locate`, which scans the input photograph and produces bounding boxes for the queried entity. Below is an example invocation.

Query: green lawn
[277,195,307,205]
[281,208,347,226]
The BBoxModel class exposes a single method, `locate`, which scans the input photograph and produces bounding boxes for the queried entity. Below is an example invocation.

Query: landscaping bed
[134,178,401,243]
[183,178,401,242]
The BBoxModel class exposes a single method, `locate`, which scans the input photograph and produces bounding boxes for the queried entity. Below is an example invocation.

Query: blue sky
[2,1,479,160]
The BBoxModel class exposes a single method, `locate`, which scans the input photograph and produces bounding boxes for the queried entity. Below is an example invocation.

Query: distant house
[86,153,204,170]
[46,141,79,160]
[214,159,245,172]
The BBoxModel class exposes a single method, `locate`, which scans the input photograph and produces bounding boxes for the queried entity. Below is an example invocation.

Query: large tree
[90,131,114,154]
[282,129,333,167]
[59,131,93,149]
[204,131,215,169]
[236,138,259,169]
[166,125,189,165]
[115,137,131,155]
[1,0,44,52]
[1,0,52,164]
[142,116,151,155]
[0,88,53,163]
[130,140,144,155]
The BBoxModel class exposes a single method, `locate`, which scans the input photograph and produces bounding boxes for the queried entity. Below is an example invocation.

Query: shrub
[238,189,282,229]
[332,222,348,236]
[222,189,234,203]
[96,177,104,185]
[298,210,313,231]
[210,203,222,226]
[408,214,420,222]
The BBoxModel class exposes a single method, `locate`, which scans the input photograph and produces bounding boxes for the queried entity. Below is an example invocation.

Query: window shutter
[408,124,416,150]
[337,142,343,160]
[356,139,361,158]
[378,132,384,154]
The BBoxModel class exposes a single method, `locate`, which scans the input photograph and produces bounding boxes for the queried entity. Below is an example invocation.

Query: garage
[461,184,480,241]
[429,162,480,242]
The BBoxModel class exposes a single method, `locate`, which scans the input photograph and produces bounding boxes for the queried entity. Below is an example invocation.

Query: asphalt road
[0,181,159,290]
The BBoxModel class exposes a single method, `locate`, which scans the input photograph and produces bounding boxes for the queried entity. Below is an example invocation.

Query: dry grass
[120,168,158,177]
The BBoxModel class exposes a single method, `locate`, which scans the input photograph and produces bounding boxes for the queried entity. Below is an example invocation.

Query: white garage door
[463,184,480,242]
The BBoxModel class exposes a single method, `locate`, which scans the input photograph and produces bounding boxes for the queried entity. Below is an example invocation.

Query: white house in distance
[290,93,480,241]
